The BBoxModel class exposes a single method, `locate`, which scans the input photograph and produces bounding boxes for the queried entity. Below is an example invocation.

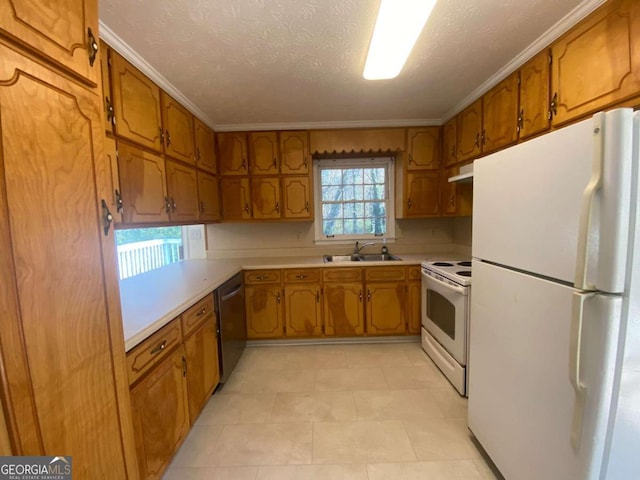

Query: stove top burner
[457,271,472,277]
[433,262,454,267]
[457,261,472,267]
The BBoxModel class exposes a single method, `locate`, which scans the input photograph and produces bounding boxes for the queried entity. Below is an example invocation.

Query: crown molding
[99,21,218,130]
[215,118,441,132]
[441,0,606,122]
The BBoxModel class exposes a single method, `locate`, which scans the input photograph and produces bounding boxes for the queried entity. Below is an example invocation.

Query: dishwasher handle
[220,284,243,302]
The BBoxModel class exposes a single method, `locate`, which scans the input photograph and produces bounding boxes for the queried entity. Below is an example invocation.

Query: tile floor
[164,341,504,480]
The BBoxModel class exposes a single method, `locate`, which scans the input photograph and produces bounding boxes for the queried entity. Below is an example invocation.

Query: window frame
[313,157,396,244]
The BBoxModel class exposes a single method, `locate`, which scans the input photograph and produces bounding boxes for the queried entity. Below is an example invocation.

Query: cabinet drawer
[127,318,182,386]
[182,294,215,338]
[365,266,406,282]
[407,266,421,281]
[245,269,282,285]
[323,267,362,283]
[283,268,322,283]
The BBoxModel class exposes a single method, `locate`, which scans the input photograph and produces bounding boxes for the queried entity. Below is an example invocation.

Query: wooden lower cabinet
[284,284,323,336]
[130,346,190,480]
[407,282,422,334]
[246,285,284,338]
[323,283,364,336]
[365,283,407,335]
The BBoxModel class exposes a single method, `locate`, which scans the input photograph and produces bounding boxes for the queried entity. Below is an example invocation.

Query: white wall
[453,216,472,252]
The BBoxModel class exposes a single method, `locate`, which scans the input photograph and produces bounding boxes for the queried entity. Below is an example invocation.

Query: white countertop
[119,253,450,351]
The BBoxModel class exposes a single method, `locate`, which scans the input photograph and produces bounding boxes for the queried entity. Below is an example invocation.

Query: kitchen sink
[322,253,401,263]
[322,254,362,263]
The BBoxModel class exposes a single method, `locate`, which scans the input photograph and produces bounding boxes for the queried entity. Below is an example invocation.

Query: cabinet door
[519,50,551,140]
[482,72,519,154]
[184,318,220,424]
[251,177,281,220]
[0,0,99,85]
[406,127,440,170]
[551,0,640,126]
[365,283,406,335]
[249,131,279,175]
[218,132,248,175]
[324,283,364,336]
[118,142,169,224]
[441,166,458,217]
[280,131,309,174]
[246,286,284,338]
[100,41,115,134]
[284,285,323,336]
[220,177,251,220]
[281,176,312,219]
[197,171,220,222]
[104,136,123,224]
[442,118,457,167]
[0,44,131,476]
[407,282,421,334]
[161,92,195,165]
[405,171,440,217]
[194,118,217,174]
[166,160,199,222]
[111,51,163,152]
[130,347,190,480]
[456,98,483,162]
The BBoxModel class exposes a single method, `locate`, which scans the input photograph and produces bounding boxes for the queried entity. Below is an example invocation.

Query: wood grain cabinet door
[118,142,169,224]
[482,71,519,154]
[551,0,640,126]
[130,347,190,480]
[197,171,220,222]
[0,0,99,85]
[284,285,323,336]
[405,171,440,217]
[406,127,440,170]
[519,50,551,140]
[441,166,458,217]
[323,284,365,336]
[456,98,483,162]
[251,177,281,220]
[281,176,312,219]
[194,118,217,174]
[280,131,309,174]
[184,318,219,424]
[407,282,421,334]
[100,41,115,134]
[161,92,195,165]
[442,118,457,167]
[249,131,279,175]
[111,51,163,152]
[104,136,123,224]
[220,177,251,220]
[218,132,248,175]
[365,283,406,335]
[246,286,284,338]
[166,160,199,222]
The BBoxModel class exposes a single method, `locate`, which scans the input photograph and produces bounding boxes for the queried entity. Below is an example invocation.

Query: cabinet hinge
[548,54,553,65]
[517,72,521,86]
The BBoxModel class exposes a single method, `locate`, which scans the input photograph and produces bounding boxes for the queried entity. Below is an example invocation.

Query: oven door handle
[422,271,468,295]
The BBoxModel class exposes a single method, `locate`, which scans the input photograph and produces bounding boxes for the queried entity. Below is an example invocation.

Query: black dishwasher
[215,272,246,383]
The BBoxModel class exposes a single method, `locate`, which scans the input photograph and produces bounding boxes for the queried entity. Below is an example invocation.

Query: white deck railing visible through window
[117,239,183,280]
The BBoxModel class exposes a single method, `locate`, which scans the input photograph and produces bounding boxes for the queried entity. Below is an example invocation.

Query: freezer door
[468,261,621,480]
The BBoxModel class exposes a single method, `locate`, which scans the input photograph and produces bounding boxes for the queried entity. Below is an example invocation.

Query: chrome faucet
[354,241,376,255]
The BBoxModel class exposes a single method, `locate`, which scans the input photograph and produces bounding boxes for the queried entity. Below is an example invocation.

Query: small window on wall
[115,226,184,280]
[314,157,395,242]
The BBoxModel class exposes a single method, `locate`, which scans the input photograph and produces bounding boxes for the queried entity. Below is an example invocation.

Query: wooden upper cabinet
[197,171,220,222]
[456,98,483,162]
[220,177,251,221]
[251,177,281,220]
[161,92,195,165]
[118,141,169,224]
[405,171,440,217]
[280,131,310,174]
[103,136,123,224]
[281,176,312,220]
[442,118,457,167]
[406,127,440,170]
[110,51,163,152]
[218,132,248,175]
[194,118,217,174]
[284,285,323,337]
[519,50,551,140]
[249,131,279,175]
[246,286,284,338]
[166,160,199,223]
[0,0,99,85]
[551,0,640,126]
[100,41,115,134]
[482,71,519,154]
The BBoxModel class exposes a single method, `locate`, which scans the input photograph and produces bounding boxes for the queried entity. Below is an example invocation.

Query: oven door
[421,270,468,365]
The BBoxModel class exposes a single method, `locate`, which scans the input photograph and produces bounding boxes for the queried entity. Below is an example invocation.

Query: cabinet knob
[305,201,310,212]
[196,147,201,161]
[165,196,171,214]
[474,133,480,148]
[101,199,113,236]
[549,92,558,119]
[242,159,247,171]
[171,197,177,212]
[115,189,124,214]
[303,157,308,168]
[200,201,205,214]
[275,202,280,213]
[182,355,187,377]
[165,130,172,147]
[87,28,98,67]
[105,96,115,125]
[244,203,250,214]
[150,340,167,355]
[359,290,363,302]
[408,153,413,164]
[408,199,413,209]
[367,289,371,302]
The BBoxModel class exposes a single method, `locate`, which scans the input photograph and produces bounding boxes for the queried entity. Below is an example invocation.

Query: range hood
[448,163,473,183]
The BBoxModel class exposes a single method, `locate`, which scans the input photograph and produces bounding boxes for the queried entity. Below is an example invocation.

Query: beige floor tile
[222,368,316,393]
[270,391,357,422]
[367,460,483,480]
[404,417,483,461]
[383,363,450,389]
[314,367,388,391]
[345,344,414,368]
[213,423,313,466]
[234,347,287,372]
[196,392,277,425]
[312,420,416,464]
[256,464,368,480]
[402,342,437,365]
[430,387,468,418]
[170,425,224,467]
[163,466,258,480]
[353,389,445,421]
[282,346,349,370]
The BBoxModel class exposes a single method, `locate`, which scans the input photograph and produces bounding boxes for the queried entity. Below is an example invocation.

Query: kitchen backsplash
[453,217,472,248]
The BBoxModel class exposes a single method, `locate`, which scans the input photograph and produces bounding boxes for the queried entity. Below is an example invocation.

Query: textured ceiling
[100,0,592,129]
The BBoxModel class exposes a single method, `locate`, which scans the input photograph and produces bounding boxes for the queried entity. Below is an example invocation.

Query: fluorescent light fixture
[363,0,437,80]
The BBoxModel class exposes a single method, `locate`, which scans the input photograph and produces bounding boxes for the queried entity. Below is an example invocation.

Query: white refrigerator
[469,108,640,480]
